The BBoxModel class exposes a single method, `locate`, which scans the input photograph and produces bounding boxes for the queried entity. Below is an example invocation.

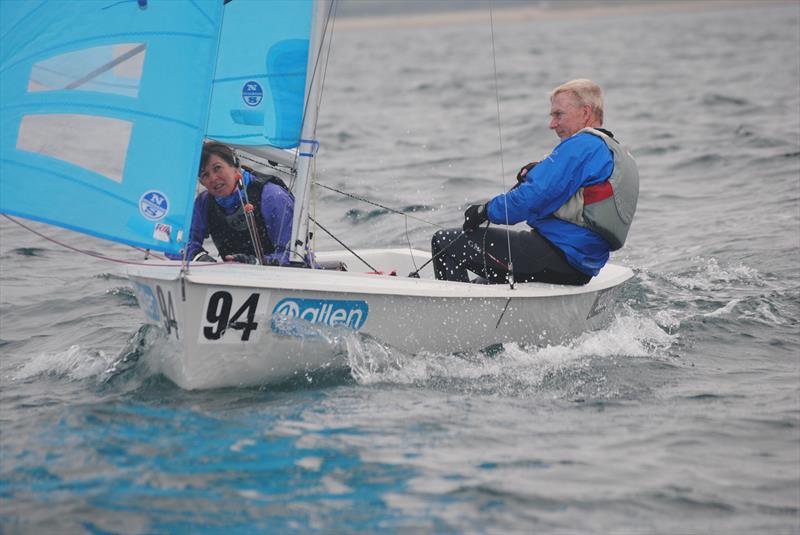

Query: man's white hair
[550,79,604,124]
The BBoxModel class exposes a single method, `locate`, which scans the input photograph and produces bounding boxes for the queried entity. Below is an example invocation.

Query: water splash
[343,308,678,400]
[103,324,158,383]
[634,255,796,330]
[12,344,115,382]
[665,256,765,291]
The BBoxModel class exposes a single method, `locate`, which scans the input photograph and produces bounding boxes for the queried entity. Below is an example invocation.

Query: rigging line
[0,214,189,267]
[316,0,338,113]
[292,0,336,173]
[408,229,464,278]
[404,214,419,273]
[306,0,338,259]
[237,152,292,174]
[286,1,335,265]
[307,215,378,273]
[489,7,515,290]
[408,229,509,278]
[305,0,335,261]
[311,151,318,255]
[317,180,512,277]
[495,297,512,329]
[236,178,265,264]
[316,181,443,229]
[481,222,489,281]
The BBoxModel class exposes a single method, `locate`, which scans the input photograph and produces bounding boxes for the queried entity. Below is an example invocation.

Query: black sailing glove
[515,161,538,184]
[463,203,488,232]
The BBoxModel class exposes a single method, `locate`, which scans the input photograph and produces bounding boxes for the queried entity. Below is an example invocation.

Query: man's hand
[224,253,259,264]
[516,161,538,184]
[463,203,488,232]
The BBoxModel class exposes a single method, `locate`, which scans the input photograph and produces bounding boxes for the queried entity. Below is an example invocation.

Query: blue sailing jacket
[486,132,614,276]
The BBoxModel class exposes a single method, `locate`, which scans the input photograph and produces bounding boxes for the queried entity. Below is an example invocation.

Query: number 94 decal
[200,289,266,344]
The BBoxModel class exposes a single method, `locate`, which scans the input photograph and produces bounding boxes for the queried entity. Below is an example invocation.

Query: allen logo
[271,297,368,336]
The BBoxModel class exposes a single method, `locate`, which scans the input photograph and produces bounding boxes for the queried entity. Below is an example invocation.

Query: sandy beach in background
[335,0,786,30]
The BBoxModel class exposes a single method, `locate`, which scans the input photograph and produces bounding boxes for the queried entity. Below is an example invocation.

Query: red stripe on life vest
[583,181,613,205]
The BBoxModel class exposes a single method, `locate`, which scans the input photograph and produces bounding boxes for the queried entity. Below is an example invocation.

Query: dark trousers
[431,227,592,285]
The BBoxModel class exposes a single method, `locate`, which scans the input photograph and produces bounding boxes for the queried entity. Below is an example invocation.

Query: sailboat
[0,0,634,389]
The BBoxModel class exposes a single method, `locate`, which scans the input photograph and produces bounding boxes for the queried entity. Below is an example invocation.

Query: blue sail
[207,0,313,149]
[0,0,224,254]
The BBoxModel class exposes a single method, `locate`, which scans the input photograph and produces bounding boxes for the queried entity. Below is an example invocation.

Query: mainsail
[0,0,324,259]
[0,0,225,255]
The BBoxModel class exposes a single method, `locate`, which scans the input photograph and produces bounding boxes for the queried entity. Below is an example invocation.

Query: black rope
[308,216,378,272]
[488,7,514,291]
[407,229,465,278]
[316,181,442,229]
[408,224,510,279]
[495,297,512,329]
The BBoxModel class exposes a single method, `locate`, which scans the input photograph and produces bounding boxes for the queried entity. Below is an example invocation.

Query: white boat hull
[126,249,633,389]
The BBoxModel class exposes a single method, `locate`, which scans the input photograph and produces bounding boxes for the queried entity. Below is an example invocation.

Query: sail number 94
[202,290,261,342]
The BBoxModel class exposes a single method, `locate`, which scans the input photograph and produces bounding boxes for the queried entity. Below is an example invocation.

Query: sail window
[16,114,132,183]
[28,43,145,97]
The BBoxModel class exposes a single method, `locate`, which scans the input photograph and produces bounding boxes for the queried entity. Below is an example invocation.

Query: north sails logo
[271,297,368,336]
[242,80,263,107]
[139,190,169,221]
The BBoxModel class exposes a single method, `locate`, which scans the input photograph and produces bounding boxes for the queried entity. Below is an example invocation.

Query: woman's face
[199,154,241,198]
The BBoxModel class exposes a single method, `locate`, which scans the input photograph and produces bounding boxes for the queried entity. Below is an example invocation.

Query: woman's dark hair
[198,142,239,176]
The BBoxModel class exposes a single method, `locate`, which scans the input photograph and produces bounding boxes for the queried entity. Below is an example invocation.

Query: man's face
[549,92,591,140]
[199,154,240,198]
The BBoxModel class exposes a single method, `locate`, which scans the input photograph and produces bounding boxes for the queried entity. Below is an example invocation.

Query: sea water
[1,2,799,533]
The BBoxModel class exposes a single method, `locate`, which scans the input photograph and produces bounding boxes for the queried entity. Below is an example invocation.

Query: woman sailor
[175,142,294,265]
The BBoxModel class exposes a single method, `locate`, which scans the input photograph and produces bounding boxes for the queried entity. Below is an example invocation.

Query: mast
[290,0,332,263]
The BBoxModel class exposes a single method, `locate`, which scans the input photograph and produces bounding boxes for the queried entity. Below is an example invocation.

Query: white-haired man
[431,79,639,285]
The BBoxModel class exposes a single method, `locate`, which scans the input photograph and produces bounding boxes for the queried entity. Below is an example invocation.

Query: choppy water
[2,2,799,533]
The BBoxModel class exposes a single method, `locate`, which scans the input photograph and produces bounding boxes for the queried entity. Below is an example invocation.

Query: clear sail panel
[28,43,145,97]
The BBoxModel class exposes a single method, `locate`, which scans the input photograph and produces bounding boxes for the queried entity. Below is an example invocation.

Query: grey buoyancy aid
[552,127,639,250]
[206,172,292,258]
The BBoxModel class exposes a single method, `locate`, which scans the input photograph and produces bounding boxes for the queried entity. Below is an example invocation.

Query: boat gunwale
[125,253,634,299]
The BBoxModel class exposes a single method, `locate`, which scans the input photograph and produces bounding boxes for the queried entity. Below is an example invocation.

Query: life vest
[206,171,292,258]
[552,127,639,250]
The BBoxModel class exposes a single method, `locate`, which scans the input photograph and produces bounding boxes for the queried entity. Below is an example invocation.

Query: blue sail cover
[207,0,313,149]
[0,0,223,254]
